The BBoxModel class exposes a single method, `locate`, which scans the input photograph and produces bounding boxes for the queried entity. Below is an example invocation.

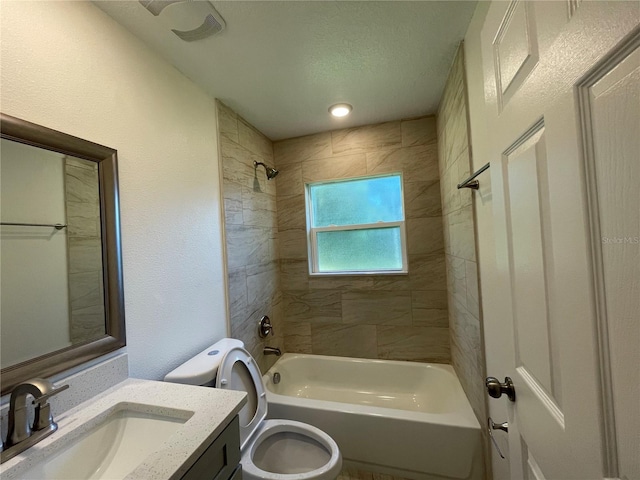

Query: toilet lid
[216,347,268,449]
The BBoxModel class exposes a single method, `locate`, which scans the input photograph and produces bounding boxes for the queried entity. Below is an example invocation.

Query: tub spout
[264,346,281,356]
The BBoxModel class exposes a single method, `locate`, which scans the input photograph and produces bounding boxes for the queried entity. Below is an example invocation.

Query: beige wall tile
[69,270,103,313]
[367,144,439,182]
[342,291,412,325]
[238,117,273,161]
[449,300,482,357]
[457,148,474,209]
[284,321,311,336]
[406,217,444,255]
[308,275,374,291]
[227,267,248,316]
[280,259,309,290]
[411,290,448,310]
[216,100,239,143]
[439,163,457,216]
[370,275,411,290]
[412,308,449,328]
[312,324,378,358]
[404,180,442,219]
[67,237,102,274]
[223,181,243,225]
[242,187,277,228]
[447,204,476,261]
[443,106,468,171]
[282,290,342,323]
[284,334,312,354]
[66,201,100,237]
[221,138,262,189]
[302,154,367,183]
[465,260,480,319]
[277,194,306,231]
[274,132,332,166]
[446,255,467,307]
[401,116,437,147]
[407,253,447,291]
[246,261,279,307]
[279,228,308,260]
[331,121,402,155]
[225,224,271,270]
[275,162,303,196]
[377,326,450,362]
[65,163,99,204]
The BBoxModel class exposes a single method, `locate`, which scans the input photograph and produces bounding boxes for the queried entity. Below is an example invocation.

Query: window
[305,173,407,275]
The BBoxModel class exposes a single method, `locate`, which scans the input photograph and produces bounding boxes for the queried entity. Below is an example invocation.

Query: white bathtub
[263,354,482,480]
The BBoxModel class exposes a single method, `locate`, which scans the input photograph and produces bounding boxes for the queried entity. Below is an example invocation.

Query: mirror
[0,113,125,395]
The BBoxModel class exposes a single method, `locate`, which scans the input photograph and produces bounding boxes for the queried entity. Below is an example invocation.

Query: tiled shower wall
[217,101,283,373]
[274,118,450,362]
[65,156,105,344]
[436,46,487,426]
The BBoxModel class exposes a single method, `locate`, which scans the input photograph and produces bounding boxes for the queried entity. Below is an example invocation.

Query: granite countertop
[0,378,247,479]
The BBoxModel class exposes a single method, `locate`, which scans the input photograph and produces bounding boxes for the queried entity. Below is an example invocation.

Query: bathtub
[263,354,482,480]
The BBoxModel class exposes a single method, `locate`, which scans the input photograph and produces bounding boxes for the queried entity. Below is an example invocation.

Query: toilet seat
[217,347,342,479]
[242,419,342,480]
[216,347,268,449]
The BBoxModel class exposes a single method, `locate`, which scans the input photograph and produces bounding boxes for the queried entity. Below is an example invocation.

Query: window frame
[304,172,408,276]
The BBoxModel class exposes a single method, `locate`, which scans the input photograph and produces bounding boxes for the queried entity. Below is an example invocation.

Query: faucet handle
[32,384,69,431]
[31,384,69,406]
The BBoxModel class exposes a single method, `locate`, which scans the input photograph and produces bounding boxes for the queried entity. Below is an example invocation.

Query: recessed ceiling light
[329,103,352,117]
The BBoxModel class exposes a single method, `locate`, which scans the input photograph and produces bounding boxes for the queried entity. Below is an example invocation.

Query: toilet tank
[164,338,244,386]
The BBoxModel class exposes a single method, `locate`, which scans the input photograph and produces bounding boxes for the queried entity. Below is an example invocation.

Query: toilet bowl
[165,339,342,480]
[243,419,340,478]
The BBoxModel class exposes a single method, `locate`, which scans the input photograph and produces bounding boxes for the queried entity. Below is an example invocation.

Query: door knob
[486,376,516,401]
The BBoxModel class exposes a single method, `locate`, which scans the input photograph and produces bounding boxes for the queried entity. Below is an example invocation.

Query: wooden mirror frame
[0,113,126,395]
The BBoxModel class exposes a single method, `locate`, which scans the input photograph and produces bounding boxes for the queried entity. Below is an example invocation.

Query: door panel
[580,40,640,480]
[503,125,560,405]
[492,1,539,111]
[476,0,640,478]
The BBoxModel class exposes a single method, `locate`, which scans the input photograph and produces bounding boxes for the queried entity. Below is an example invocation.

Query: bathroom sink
[18,405,190,480]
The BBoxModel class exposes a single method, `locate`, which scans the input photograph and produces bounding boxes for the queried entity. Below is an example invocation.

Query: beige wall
[274,118,450,362]
[217,101,284,373]
[437,43,488,476]
[0,0,228,380]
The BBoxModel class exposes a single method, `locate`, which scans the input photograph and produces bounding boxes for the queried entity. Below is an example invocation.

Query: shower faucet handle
[258,315,274,338]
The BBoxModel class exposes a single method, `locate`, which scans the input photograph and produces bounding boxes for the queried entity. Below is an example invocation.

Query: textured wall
[437,45,487,427]
[0,0,228,381]
[217,101,284,373]
[274,118,450,362]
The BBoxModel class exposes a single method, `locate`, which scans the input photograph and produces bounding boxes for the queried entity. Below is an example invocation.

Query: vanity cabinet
[181,416,241,480]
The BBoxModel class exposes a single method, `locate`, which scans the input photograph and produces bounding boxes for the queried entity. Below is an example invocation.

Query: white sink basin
[19,406,190,480]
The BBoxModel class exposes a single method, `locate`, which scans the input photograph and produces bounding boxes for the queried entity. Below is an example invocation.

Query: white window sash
[308,221,408,275]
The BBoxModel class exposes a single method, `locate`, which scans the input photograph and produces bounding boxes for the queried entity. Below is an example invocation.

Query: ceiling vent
[138,1,226,42]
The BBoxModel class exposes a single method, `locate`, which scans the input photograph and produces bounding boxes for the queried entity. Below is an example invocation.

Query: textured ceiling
[94,1,477,140]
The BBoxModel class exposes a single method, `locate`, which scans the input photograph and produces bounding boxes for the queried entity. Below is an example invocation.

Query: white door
[477,2,639,479]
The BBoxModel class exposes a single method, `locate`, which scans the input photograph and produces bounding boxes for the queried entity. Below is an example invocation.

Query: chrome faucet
[263,346,281,356]
[1,378,69,463]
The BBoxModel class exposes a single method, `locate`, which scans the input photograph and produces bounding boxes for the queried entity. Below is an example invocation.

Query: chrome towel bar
[1,222,67,230]
[457,162,490,190]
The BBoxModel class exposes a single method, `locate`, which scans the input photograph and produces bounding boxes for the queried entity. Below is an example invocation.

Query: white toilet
[165,338,342,480]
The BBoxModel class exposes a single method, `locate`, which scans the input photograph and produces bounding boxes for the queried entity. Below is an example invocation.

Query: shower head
[254,161,279,180]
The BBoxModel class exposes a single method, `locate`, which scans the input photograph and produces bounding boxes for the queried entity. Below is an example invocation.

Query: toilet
[164,338,342,480]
